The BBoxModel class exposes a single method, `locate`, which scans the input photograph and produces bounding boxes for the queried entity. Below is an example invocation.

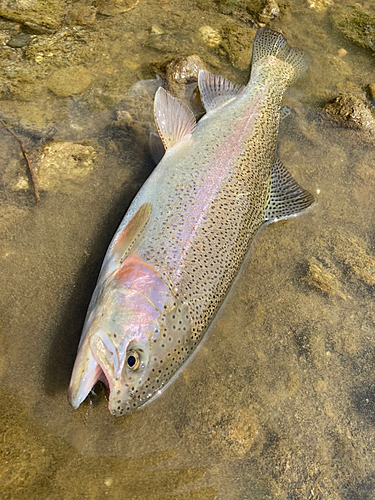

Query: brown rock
[304,257,345,299]
[325,92,375,137]
[96,0,139,16]
[47,66,92,97]
[66,5,97,26]
[35,141,98,191]
[0,0,65,29]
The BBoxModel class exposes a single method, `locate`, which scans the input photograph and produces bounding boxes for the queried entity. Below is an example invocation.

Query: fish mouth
[67,338,135,415]
[68,356,105,409]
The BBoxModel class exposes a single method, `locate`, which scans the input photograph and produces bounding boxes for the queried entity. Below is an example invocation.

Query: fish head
[68,284,159,416]
[69,259,193,416]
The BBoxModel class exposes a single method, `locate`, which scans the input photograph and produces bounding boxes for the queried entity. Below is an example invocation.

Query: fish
[68,27,315,416]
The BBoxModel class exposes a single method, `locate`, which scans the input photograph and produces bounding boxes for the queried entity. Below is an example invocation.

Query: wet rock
[47,66,92,97]
[198,26,221,48]
[0,0,65,30]
[146,33,193,54]
[96,0,139,16]
[164,55,207,114]
[35,141,100,191]
[6,33,31,48]
[324,54,352,78]
[337,48,347,58]
[259,0,279,23]
[324,92,375,139]
[330,4,375,52]
[66,5,97,26]
[150,24,164,35]
[149,56,206,115]
[165,55,206,84]
[307,0,332,12]
[337,82,367,101]
[0,100,60,133]
[164,54,204,94]
[215,0,242,15]
[304,257,345,299]
[369,83,375,101]
[23,20,56,34]
[222,24,256,70]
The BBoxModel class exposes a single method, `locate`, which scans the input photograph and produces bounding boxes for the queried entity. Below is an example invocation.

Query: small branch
[0,119,40,205]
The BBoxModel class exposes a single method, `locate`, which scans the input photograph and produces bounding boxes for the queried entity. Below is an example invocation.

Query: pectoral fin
[111,202,152,266]
[198,70,244,112]
[263,159,315,223]
[154,87,196,150]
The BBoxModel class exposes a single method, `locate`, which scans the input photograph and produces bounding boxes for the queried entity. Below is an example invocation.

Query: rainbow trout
[68,28,314,416]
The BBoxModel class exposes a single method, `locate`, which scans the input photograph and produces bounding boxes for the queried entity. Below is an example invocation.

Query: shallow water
[1,0,375,498]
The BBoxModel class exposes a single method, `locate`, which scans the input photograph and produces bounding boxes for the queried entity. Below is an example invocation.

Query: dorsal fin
[154,87,196,150]
[111,202,152,266]
[198,69,244,112]
[263,159,315,223]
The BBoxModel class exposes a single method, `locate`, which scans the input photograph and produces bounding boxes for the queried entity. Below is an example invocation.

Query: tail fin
[251,28,312,84]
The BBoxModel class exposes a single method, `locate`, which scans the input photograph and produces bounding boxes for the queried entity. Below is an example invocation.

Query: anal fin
[263,159,315,223]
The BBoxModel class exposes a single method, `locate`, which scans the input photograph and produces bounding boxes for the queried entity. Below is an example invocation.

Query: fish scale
[68,28,315,416]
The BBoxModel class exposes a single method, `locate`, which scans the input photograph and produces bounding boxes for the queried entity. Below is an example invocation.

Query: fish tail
[251,27,312,85]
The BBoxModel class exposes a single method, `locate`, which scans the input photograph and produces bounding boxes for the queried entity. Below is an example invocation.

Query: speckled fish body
[68,28,314,416]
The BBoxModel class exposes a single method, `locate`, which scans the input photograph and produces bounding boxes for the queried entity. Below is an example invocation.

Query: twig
[0,119,40,205]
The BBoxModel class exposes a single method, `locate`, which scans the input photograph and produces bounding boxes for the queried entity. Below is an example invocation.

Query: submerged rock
[304,257,345,299]
[324,92,375,139]
[6,33,31,48]
[164,55,207,113]
[23,20,56,34]
[198,26,222,48]
[35,141,100,191]
[222,24,257,70]
[0,0,65,30]
[66,5,97,26]
[165,55,207,85]
[259,0,279,23]
[307,0,332,12]
[96,0,139,16]
[47,66,92,97]
[330,4,375,52]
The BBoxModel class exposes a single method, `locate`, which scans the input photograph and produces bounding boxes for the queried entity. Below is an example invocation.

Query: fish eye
[126,350,140,370]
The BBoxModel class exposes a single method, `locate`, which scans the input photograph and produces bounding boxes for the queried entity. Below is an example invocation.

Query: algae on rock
[221,23,257,70]
[34,141,101,192]
[47,66,92,97]
[331,4,375,52]
[325,92,375,141]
